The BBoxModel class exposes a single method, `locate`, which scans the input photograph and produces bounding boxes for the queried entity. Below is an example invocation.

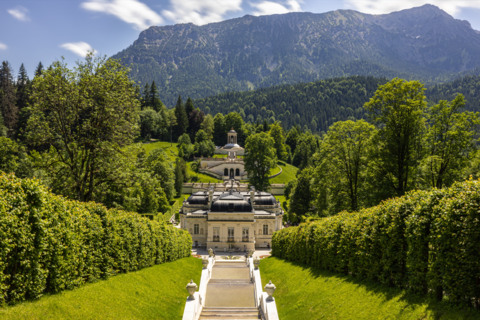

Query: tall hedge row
[272,179,480,307]
[0,173,192,305]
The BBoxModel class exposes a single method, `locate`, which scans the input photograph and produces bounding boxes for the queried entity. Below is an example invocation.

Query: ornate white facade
[179,182,284,251]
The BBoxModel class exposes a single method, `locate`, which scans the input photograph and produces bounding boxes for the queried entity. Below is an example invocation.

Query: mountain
[112,4,480,106]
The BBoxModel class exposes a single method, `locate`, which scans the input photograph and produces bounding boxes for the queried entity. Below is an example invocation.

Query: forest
[1,56,480,225]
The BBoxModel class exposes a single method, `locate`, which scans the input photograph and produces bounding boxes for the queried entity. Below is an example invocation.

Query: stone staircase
[200,260,259,320]
[200,307,259,319]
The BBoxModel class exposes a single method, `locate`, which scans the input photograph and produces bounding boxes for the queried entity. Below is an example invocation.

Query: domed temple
[197,128,247,181]
[179,181,284,250]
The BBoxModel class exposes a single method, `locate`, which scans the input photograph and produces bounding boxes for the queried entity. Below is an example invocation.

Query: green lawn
[142,141,179,160]
[260,257,479,320]
[270,162,298,184]
[0,257,202,320]
[187,162,222,183]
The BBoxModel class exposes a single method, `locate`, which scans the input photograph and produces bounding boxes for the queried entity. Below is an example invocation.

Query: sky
[1,0,480,78]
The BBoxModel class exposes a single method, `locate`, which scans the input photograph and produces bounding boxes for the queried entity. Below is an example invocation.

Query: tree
[144,148,175,200]
[201,114,215,139]
[174,95,188,140]
[141,82,150,109]
[26,54,140,202]
[138,108,162,140]
[312,120,376,214]
[149,81,164,112]
[185,97,194,119]
[292,133,317,169]
[285,126,300,154]
[0,110,7,137]
[34,62,43,78]
[0,61,18,137]
[174,158,184,197]
[0,137,19,173]
[167,109,177,146]
[213,113,226,146]
[194,129,215,157]
[288,168,314,221]
[420,94,480,189]
[364,78,426,198]
[178,133,194,160]
[188,109,205,142]
[244,132,277,191]
[269,122,288,161]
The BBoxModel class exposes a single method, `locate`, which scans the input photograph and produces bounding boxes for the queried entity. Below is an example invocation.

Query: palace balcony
[242,237,249,242]
[212,236,220,242]
[227,237,235,243]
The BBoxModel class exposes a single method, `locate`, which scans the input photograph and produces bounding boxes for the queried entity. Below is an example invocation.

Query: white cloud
[8,6,30,21]
[0,43,7,50]
[162,0,242,25]
[251,0,302,16]
[81,0,163,30]
[344,0,480,16]
[60,42,97,57]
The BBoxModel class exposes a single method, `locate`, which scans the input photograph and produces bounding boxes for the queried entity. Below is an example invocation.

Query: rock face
[112,4,480,106]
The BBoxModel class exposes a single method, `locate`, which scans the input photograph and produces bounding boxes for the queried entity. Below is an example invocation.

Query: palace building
[179,181,284,251]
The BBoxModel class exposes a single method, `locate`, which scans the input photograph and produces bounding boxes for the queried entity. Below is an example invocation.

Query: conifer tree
[185,97,194,118]
[0,61,18,137]
[149,81,164,112]
[141,82,150,109]
[213,113,226,146]
[34,62,43,78]
[16,63,30,139]
[174,95,188,140]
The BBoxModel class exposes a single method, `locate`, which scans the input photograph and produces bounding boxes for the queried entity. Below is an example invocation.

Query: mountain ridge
[112,4,480,106]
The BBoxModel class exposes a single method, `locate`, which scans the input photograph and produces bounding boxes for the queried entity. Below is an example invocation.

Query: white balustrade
[248,257,279,320]
[182,256,215,320]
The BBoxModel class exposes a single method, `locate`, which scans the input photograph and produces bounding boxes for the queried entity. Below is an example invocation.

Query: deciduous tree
[26,54,140,202]
[244,132,277,191]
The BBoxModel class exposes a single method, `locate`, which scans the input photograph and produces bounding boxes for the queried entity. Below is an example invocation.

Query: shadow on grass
[267,257,479,319]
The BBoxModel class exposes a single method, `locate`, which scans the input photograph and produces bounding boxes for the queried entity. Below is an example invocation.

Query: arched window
[224,168,228,176]
[235,168,240,176]
[230,168,234,178]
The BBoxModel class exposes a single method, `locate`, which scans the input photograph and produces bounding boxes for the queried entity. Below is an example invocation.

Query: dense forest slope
[112,4,480,106]
[194,76,387,132]
[193,75,480,132]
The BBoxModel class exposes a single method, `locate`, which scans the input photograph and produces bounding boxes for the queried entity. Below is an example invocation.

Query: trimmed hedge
[272,179,480,307]
[0,173,191,305]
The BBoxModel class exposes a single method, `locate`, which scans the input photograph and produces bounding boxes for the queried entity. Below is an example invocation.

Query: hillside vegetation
[113,5,480,105]
[0,257,202,319]
[0,172,191,306]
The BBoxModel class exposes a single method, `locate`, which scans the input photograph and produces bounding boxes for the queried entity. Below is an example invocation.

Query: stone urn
[253,258,260,269]
[186,279,197,300]
[248,249,254,258]
[208,248,214,257]
[264,280,276,301]
[202,257,209,269]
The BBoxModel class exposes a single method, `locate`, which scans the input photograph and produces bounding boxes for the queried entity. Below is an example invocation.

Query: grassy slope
[142,141,221,183]
[0,257,202,320]
[270,162,297,184]
[260,257,479,320]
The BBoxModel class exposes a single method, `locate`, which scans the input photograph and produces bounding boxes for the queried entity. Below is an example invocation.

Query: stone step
[200,307,260,320]
[209,279,252,284]
[213,265,248,268]
[203,307,258,311]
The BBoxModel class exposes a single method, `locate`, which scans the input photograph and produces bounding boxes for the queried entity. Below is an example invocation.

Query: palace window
[194,224,199,235]
[228,227,234,242]
[213,227,220,242]
[242,227,249,242]
[263,224,268,235]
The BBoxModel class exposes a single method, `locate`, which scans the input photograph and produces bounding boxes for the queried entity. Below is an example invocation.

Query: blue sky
[1,0,480,78]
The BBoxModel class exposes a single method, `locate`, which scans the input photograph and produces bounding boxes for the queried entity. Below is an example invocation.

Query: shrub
[272,179,480,307]
[0,172,191,305]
